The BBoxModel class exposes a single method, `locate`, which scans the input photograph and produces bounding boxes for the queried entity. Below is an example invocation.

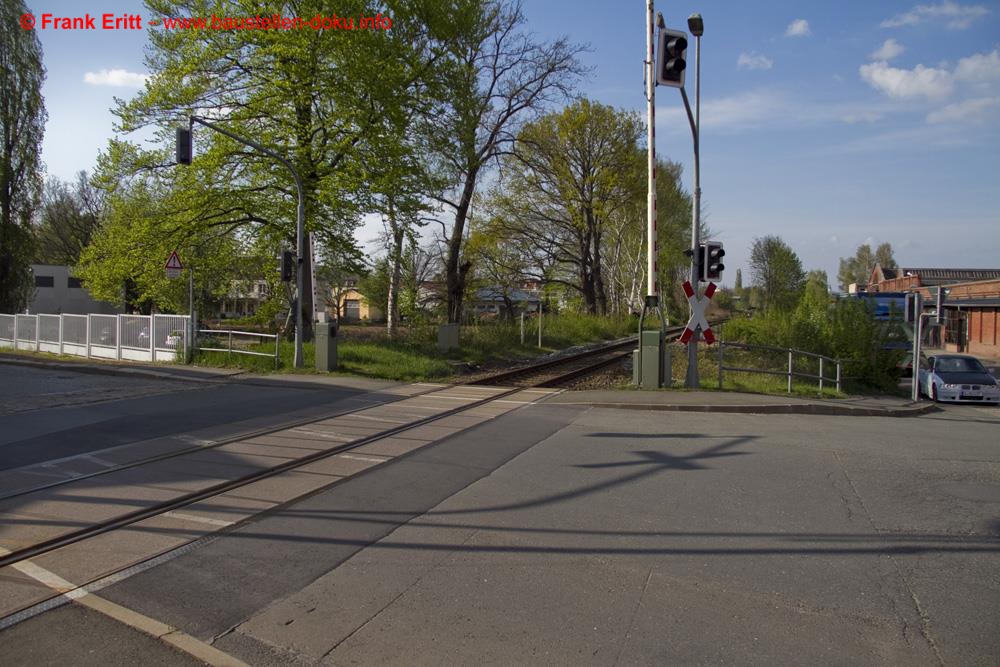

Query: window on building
[35,275,54,288]
[68,276,83,288]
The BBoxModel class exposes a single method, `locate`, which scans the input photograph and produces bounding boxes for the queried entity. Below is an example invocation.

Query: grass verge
[190,314,638,381]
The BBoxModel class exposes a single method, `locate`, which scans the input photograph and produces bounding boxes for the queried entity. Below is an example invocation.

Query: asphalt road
[3,396,996,665]
[0,364,397,471]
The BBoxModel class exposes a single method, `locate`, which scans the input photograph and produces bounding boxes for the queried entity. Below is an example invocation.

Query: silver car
[919,354,1000,404]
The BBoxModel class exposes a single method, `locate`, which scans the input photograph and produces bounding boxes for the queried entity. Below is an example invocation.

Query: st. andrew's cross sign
[679,280,716,345]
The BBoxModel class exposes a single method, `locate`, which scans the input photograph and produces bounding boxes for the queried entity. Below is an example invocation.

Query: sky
[25,0,1000,289]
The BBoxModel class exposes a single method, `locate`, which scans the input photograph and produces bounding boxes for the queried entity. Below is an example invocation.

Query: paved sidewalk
[547,388,939,417]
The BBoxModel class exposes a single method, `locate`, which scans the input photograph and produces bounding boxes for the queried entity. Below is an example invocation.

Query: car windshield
[935,357,987,374]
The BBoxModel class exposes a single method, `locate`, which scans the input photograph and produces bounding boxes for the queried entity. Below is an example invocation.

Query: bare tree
[35,171,104,265]
[426,0,586,323]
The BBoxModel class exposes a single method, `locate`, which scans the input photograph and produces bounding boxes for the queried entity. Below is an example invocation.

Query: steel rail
[0,380,547,571]
[0,384,450,503]
[0,322,723,573]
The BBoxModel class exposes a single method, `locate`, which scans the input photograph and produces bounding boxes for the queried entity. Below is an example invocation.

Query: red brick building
[867,265,1000,357]
[868,266,1000,293]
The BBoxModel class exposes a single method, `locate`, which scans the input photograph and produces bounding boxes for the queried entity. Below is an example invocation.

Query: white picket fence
[0,313,190,363]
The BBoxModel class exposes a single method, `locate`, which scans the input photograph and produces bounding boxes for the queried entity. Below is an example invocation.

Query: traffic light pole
[679,33,701,388]
[188,116,306,368]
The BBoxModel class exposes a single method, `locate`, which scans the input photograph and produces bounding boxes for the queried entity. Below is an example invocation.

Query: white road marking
[344,413,411,424]
[162,511,235,528]
[81,454,117,467]
[0,546,248,666]
[338,454,389,464]
[289,429,353,441]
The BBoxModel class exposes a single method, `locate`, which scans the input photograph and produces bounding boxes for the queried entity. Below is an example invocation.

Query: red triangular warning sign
[165,251,183,270]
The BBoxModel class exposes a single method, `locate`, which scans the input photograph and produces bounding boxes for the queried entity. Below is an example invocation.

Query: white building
[27,265,118,315]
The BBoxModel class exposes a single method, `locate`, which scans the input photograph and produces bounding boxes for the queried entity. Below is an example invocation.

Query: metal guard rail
[196,329,280,368]
[717,340,842,395]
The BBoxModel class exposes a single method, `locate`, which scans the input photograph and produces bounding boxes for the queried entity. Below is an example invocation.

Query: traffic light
[701,242,725,282]
[656,28,687,88]
[175,127,192,165]
[280,250,295,282]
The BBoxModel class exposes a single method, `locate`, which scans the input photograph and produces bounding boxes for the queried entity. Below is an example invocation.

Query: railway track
[0,327,714,627]
[0,332,676,506]
[0,346,636,628]
[469,323,692,387]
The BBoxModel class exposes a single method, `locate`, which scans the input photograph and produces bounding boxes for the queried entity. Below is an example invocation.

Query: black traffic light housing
[176,127,193,165]
[280,250,295,282]
[700,242,725,282]
[656,28,687,88]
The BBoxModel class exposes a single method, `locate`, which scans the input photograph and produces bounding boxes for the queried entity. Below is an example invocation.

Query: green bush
[720,299,902,392]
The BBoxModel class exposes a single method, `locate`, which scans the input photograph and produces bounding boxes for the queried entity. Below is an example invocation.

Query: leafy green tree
[100,0,451,335]
[485,100,646,314]
[749,236,805,312]
[357,257,390,322]
[76,175,258,314]
[466,214,531,319]
[316,235,366,320]
[796,270,829,320]
[426,0,585,322]
[35,171,103,265]
[0,0,46,312]
[652,159,699,320]
[838,242,896,291]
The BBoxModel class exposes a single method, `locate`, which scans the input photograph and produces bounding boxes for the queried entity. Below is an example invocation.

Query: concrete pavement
[3,399,997,665]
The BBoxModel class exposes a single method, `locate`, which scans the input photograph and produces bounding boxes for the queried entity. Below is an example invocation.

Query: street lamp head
[656,11,665,29]
[687,13,704,36]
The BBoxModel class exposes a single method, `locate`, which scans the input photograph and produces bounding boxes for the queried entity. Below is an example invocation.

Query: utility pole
[646,0,658,301]
[681,14,704,388]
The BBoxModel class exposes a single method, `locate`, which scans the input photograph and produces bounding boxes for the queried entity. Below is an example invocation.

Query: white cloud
[860,48,1000,111]
[881,1,990,30]
[954,49,1000,89]
[927,96,1000,123]
[859,60,954,100]
[83,68,149,87]
[737,52,774,71]
[870,39,905,61]
[820,125,973,155]
[840,111,883,124]
[785,19,811,37]
[658,90,896,134]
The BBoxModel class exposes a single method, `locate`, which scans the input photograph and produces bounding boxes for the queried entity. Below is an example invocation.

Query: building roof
[900,268,1000,286]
